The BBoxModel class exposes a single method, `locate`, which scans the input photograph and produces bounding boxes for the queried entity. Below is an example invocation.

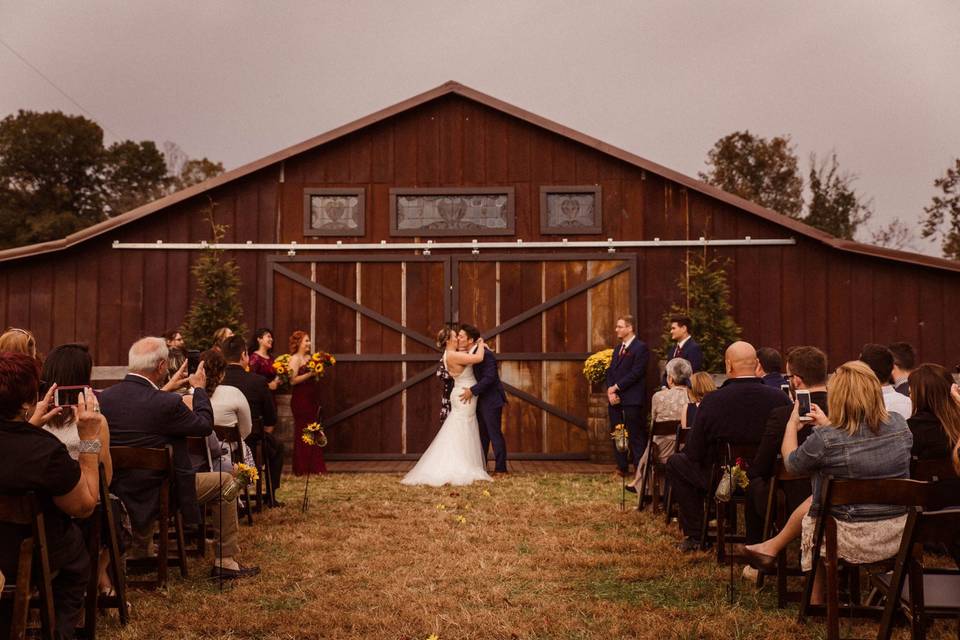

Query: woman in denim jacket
[789,361,912,602]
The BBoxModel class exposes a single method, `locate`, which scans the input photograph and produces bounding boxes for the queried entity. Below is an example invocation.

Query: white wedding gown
[401,354,493,486]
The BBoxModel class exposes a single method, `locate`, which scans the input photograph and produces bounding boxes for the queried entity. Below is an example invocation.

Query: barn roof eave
[1,80,958,273]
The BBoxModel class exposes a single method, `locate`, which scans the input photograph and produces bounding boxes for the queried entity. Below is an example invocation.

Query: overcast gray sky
[2,1,958,254]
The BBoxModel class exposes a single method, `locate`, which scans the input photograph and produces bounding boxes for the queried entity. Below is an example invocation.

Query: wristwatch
[77,439,102,455]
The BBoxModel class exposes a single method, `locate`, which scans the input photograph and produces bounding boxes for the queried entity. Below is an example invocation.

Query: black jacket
[907,410,953,461]
[223,364,278,428]
[100,375,213,529]
[750,390,827,479]
[684,377,791,466]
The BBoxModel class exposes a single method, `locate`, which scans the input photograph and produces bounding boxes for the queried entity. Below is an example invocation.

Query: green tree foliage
[180,203,247,351]
[0,110,223,250]
[699,130,804,218]
[921,158,960,260]
[172,158,225,191]
[660,252,741,373]
[804,152,873,240]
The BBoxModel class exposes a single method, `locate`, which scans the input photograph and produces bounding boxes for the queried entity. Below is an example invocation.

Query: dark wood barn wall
[1,93,957,371]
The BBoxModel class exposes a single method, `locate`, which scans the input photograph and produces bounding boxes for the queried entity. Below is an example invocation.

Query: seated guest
[40,344,116,596]
[163,329,185,352]
[860,343,913,418]
[662,314,703,385]
[666,341,790,551]
[781,361,911,604]
[0,352,104,639]
[888,341,916,397]
[212,326,234,350]
[0,327,38,359]
[200,348,254,472]
[100,337,259,579]
[221,335,285,504]
[248,328,280,391]
[756,347,788,389]
[628,357,692,493]
[746,346,828,545]
[682,372,717,429]
[907,363,960,461]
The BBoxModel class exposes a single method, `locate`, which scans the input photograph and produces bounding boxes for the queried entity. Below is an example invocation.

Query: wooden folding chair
[663,427,688,526]
[798,477,929,640]
[637,420,680,513]
[212,424,253,526]
[756,459,809,607]
[109,446,186,589]
[249,417,273,512]
[714,441,760,564]
[0,492,56,640]
[873,477,960,640]
[92,463,128,627]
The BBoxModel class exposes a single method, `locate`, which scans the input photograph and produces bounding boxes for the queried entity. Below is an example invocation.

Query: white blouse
[210,385,253,440]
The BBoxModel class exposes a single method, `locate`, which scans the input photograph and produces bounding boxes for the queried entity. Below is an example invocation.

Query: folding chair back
[637,420,680,512]
[109,446,185,589]
[0,492,55,640]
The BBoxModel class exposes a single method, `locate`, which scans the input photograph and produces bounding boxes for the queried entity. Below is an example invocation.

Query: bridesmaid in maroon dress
[248,328,280,391]
[288,330,327,475]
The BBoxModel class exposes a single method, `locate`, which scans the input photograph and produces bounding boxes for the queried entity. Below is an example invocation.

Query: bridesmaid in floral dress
[288,330,327,475]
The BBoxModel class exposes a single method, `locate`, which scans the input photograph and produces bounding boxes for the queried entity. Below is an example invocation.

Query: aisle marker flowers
[301,421,328,447]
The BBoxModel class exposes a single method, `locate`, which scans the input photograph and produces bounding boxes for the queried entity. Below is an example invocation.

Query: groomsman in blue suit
[605,314,650,476]
[662,314,703,386]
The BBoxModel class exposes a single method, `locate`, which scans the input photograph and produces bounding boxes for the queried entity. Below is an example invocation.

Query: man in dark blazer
[100,337,259,579]
[221,335,285,505]
[666,341,790,551]
[746,346,827,545]
[662,314,703,386]
[458,324,508,474]
[606,315,650,476]
[756,347,789,389]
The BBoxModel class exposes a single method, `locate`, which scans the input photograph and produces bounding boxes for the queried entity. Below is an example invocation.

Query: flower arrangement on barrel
[582,348,614,385]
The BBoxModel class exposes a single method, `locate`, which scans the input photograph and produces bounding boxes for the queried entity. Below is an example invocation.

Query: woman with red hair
[288,330,326,475]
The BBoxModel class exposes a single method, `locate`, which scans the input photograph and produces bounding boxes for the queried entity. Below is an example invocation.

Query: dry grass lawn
[95,473,954,639]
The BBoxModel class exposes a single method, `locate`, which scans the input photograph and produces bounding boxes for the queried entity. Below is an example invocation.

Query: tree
[180,202,247,351]
[869,218,914,251]
[699,130,804,218]
[920,158,960,260]
[804,152,873,240]
[660,251,741,373]
[172,158,224,191]
[101,140,170,215]
[0,110,106,247]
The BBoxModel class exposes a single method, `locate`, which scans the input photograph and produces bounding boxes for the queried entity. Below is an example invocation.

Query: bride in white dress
[401,329,493,486]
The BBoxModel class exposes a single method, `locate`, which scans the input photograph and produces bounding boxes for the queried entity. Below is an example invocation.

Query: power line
[0,34,125,140]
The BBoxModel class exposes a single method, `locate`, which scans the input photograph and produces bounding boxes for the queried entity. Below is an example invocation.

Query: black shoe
[624,485,637,494]
[678,537,709,553]
[210,564,261,580]
[268,499,285,508]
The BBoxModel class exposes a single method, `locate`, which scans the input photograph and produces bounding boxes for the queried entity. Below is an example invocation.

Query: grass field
[95,473,952,639]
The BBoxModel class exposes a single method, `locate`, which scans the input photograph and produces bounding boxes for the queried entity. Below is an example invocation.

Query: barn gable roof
[1,80,956,272]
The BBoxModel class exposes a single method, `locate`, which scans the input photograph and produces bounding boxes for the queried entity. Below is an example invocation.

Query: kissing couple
[401,324,508,486]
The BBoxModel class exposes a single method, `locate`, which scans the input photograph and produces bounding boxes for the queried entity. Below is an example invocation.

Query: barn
[2,80,958,460]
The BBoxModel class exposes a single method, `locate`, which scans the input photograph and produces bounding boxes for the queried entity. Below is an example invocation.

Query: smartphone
[796,389,812,422]
[186,349,201,375]
[54,385,86,407]
[780,383,792,398]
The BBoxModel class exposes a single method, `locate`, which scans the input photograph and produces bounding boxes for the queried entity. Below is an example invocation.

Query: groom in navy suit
[458,324,508,474]
[606,314,650,475]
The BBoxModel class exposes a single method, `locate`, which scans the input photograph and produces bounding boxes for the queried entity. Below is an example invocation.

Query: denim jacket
[786,412,913,522]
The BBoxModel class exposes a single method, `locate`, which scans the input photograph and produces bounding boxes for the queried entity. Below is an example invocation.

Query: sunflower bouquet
[273,353,293,388]
[301,421,328,447]
[223,463,260,502]
[583,348,614,384]
[306,350,337,380]
[611,423,629,453]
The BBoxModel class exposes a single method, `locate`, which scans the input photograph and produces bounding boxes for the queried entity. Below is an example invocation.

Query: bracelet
[77,439,102,455]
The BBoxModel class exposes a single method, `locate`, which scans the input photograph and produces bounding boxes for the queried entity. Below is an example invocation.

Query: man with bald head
[666,341,790,552]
